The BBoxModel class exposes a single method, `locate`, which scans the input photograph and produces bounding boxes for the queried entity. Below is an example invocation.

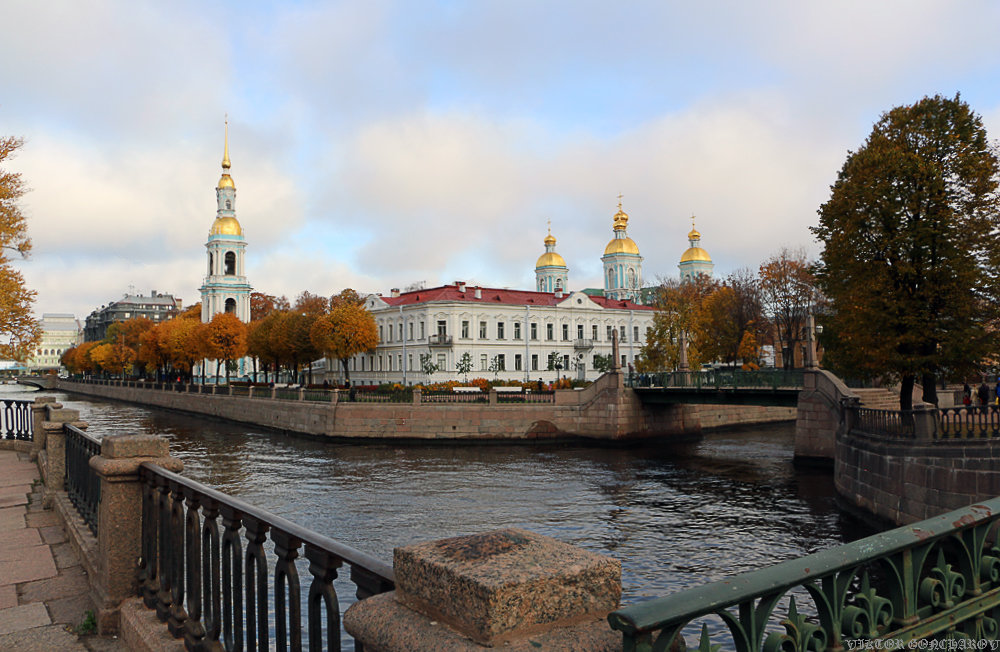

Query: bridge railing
[137,461,394,650]
[609,495,1000,649]
[848,406,917,438]
[628,369,805,390]
[938,405,1000,439]
[0,398,33,441]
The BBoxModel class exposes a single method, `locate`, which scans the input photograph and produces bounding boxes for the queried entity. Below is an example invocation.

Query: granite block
[393,528,621,646]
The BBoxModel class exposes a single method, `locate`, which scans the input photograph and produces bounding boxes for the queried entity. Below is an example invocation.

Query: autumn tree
[250,292,289,321]
[813,94,1000,408]
[759,248,820,370]
[0,136,40,360]
[294,291,329,316]
[309,297,377,384]
[636,275,717,372]
[203,312,248,384]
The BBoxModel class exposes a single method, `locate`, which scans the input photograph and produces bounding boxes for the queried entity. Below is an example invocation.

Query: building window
[514,322,521,340]
[420,322,425,339]
[634,326,640,342]
[409,322,414,340]
[437,354,446,369]
[621,355,627,367]
[224,299,236,314]
[397,354,402,371]
[620,328,626,342]
[563,355,570,370]
[388,356,392,371]
[496,354,506,371]
[378,356,383,371]
[593,325,599,341]
[480,321,487,339]
[546,323,554,340]
[398,324,403,340]
[577,324,584,339]
[480,354,488,371]
[408,354,413,371]
[497,322,505,340]
[437,321,447,337]
[386,326,391,343]
[461,321,470,339]
[515,354,522,371]
[607,325,613,341]
[531,323,538,340]
[378,326,383,341]
[531,354,538,371]
[562,324,569,341]
[225,251,236,275]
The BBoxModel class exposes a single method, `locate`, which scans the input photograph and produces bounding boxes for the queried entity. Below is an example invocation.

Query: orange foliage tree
[204,312,248,383]
[310,295,378,384]
[0,135,40,360]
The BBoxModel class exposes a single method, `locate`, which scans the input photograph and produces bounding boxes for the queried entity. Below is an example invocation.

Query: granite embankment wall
[52,375,794,442]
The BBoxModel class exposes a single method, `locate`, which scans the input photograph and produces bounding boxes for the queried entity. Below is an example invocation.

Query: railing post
[41,404,82,494]
[331,388,339,404]
[89,434,183,634]
[30,396,55,457]
[298,387,305,401]
[912,404,937,440]
[489,389,498,405]
[247,385,254,399]
[413,388,421,406]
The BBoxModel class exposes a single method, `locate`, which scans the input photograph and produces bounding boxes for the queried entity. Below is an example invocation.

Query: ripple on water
[9,388,875,601]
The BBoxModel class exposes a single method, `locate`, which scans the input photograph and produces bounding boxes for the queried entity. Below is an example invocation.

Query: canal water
[7,385,875,605]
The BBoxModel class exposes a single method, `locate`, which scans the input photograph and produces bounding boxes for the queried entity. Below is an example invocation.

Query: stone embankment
[52,373,795,442]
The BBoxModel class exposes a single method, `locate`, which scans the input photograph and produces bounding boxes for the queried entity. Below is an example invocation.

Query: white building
[28,314,82,372]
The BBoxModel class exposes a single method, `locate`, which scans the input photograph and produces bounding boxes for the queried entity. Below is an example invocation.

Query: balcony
[573,339,594,350]
[429,334,453,347]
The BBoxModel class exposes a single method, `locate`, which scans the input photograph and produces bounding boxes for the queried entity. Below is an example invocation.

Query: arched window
[208,253,213,275]
[225,199,231,210]
[225,298,236,314]
[225,252,236,275]
[607,268,615,287]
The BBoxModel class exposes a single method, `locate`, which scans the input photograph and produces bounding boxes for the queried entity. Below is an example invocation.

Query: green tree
[0,136,40,360]
[456,352,473,381]
[592,353,613,374]
[813,94,1000,408]
[419,353,439,377]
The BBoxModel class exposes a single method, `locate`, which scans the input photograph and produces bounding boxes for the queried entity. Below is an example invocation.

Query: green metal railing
[629,369,805,391]
[609,496,1000,650]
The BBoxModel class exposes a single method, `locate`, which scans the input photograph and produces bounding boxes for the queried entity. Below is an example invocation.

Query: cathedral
[345,200,714,386]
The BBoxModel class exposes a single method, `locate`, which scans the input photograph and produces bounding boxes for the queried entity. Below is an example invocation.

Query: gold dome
[536,251,567,268]
[680,246,711,263]
[217,174,235,190]
[688,228,701,240]
[604,237,640,256]
[543,233,556,246]
[210,216,243,236]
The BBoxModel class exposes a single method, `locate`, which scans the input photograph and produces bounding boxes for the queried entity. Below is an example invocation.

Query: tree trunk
[900,374,914,410]
[921,372,938,406]
[341,358,350,385]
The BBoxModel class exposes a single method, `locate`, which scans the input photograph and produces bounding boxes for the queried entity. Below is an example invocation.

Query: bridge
[17,375,55,390]
[628,369,805,406]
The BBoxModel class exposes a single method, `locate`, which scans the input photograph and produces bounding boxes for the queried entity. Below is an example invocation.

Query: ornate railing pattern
[609,496,1000,650]
[939,406,1000,439]
[347,389,413,403]
[497,391,556,404]
[65,423,101,535]
[420,390,489,403]
[137,462,394,651]
[628,369,805,390]
[849,407,916,438]
[302,389,334,402]
[0,398,32,441]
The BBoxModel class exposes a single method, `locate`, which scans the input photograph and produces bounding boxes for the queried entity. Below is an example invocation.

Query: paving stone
[25,510,60,528]
[81,633,128,651]
[51,542,83,570]
[0,493,28,508]
[0,525,42,550]
[19,565,89,604]
[0,584,16,609]
[0,506,26,529]
[0,546,57,584]
[45,592,96,628]
[39,524,67,544]
[0,483,31,498]
[0,602,51,636]
[0,623,87,651]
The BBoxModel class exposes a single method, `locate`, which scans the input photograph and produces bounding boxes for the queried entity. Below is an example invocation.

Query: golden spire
[222,115,231,170]
[613,193,629,231]
[688,214,701,240]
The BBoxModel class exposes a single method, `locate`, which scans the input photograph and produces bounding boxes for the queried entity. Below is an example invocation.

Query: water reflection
[7,385,874,601]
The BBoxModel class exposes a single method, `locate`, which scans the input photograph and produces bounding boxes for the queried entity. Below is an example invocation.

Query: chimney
[474,287,482,299]
[391,288,400,298]
[555,289,563,298]
[458,281,466,292]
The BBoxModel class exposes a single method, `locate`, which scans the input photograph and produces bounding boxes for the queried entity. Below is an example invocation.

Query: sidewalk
[0,449,124,651]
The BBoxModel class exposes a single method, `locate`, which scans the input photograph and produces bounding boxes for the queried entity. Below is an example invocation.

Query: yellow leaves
[204,312,248,363]
[310,301,378,362]
[0,135,39,360]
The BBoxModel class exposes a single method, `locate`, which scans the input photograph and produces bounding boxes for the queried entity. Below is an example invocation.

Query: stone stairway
[850,387,901,409]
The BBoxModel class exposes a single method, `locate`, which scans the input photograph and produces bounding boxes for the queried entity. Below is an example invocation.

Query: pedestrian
[994,379,1000,406]
[963,383,972,406]
[979,382,990,406]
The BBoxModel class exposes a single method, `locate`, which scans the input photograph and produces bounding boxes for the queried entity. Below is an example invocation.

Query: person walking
[979,381,990,406]
[963,383,972,406]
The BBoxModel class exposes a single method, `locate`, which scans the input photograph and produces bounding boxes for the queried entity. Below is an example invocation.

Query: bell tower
[200,118,251,323]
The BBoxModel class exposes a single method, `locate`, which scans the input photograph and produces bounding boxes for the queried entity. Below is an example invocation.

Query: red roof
[378,284,655,311]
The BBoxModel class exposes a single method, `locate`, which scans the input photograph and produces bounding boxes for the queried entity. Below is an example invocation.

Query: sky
[5,1,1000,320]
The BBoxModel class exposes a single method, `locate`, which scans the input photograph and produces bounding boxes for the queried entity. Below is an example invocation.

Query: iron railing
[849,406,916,438]
[0,398,32,441]
[938,405,1000,439]
[497,391,556,404]
[628,369,805,390]
[420,390,489,404]
[302,389,334,402]
[609,495,1000,650]
[137,462,394,651]
[65,423,101,535]
[346,389,413,403]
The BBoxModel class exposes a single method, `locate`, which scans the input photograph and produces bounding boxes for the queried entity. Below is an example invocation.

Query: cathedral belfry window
[226,199,231,210]
[225,252,236,275]
[225,298,236,314]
